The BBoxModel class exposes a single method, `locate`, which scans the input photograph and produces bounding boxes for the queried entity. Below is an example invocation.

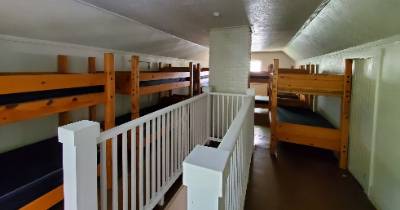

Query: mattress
[0,138,63,209]
[140,77,189,87]
[0,86,103,105]
[255,95,269,103]
[277,106,335,128]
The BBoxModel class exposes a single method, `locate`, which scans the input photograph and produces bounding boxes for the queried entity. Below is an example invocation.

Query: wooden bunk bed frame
[115,56,197,120]
[248,66,314,110]
[158,62,209,95]
[0,53,115,209]
[270,59,352,169]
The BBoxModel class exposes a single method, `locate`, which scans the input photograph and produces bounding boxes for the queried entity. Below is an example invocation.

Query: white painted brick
[209,26,251,94]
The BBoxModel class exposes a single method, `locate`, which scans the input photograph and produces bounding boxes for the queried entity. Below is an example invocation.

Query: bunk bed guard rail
[58,90,254,210]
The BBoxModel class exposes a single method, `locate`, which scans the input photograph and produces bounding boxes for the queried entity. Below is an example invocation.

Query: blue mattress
[0,86,103,106]
[0,138,63,209]
[277,106,335,128]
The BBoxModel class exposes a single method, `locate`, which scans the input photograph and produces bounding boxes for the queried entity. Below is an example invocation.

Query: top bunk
[249,71,271,83]
[116,59,192,96]
[273,59,350,96]
[115,60,209,97]
[0,54,114,126]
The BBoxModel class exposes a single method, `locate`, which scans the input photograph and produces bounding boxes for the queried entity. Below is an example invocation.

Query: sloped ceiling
[0,0,209,61]
[244,0,324,51]
[285,0,400,60]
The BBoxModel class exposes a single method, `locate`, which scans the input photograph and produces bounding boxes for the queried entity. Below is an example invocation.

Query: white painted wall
[250,51,294,96]
[297,34,400,210]
[209,26,251,93]
[0,34,206,153]
[251,51,294,70]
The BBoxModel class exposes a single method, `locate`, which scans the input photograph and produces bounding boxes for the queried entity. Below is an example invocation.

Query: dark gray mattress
[277,106,335,128]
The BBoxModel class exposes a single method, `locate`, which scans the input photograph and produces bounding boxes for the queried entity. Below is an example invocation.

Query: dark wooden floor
[244,112,376,210]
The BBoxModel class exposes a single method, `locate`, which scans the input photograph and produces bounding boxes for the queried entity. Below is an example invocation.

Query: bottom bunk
[0,95,188,209]
[274,106,341,152]
[0,138,63,209]
[255,95,269,109]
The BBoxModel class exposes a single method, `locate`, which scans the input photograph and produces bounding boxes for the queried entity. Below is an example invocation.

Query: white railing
[59,93,208,210]
[58,90,252,210]
[183,90,254,210]
[208,92,246,142]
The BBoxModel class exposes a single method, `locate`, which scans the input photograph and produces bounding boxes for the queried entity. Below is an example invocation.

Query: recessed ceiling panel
[82,0,249,46]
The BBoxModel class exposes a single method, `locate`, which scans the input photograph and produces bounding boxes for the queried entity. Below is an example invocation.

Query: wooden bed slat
[140,71,190,81]
[139,81,190,96]
[115,71,191,94]
[278,68,307,74]
[20,185,64,210]
[0,93,105,125]
[276,122,341,151]
[278,74,344,95]
[0,73,105,95]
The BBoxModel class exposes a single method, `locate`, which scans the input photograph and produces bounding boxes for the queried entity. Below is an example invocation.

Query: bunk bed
[249,71,272,109]
[0,53,115,209]
[270,59,352,169]
[196,66,210,95]
[159,62,209,95]
[248,66,314,110]
[115,56,197,123]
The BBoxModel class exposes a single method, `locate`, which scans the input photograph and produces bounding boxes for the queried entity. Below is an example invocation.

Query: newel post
[58,120,100,210]
[183,145,230,210]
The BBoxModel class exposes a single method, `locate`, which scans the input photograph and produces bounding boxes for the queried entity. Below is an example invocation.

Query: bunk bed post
[104,53,116,188]
[270,59,279,156]
[131,55,140,119]
[88,57,97,121]
[310,64,316,110]
[195,63,201,95]
[305,64,311,106]
[339,59,353,169]
[189,62,193,97]
[57,55,70,126]
[168,64,173,96]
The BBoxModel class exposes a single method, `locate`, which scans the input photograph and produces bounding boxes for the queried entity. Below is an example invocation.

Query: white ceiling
[1,0,399,61]
[82,0,324,52]
[285,0,400,60]
[81,0,250,47]
[0,0,209,61]
[244,0,324,51]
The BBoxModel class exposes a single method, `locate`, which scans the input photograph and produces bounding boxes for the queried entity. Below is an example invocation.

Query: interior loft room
[0,0,399,210]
